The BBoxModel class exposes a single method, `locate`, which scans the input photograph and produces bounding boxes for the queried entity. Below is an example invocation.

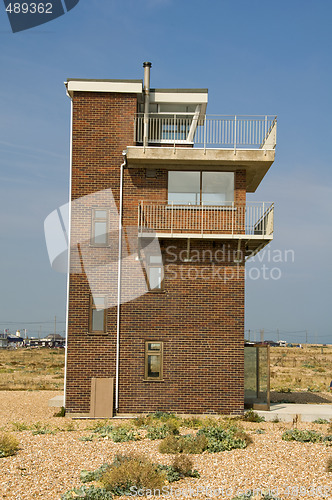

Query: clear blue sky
[0,0,331,343]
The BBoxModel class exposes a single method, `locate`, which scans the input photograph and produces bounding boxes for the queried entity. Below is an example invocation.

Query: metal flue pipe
[143,62,151,148]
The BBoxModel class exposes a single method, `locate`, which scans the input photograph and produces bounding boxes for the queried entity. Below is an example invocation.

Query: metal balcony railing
[138,201,274,238]
[135,114,277,150]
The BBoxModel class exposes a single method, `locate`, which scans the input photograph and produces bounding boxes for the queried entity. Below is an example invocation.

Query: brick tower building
[64,63,276,417]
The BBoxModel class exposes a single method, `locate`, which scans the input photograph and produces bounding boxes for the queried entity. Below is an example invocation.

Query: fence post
[171,201,174,236]
[234,116,237,154]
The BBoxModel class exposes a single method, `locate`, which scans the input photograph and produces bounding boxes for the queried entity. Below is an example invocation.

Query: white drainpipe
[115,151,126,413]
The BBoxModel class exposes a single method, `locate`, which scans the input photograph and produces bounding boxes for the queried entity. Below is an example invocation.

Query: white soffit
[66,80,143,96]
[150,91,208,105]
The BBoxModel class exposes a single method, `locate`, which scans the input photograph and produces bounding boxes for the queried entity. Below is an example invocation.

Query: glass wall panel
[168,171,200,205]
[202,172,234,205]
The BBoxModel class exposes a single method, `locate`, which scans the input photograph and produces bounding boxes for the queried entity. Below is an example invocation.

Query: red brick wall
[66,90,245,415]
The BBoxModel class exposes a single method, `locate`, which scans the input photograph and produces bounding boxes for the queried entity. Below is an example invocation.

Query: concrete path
[256,403,332,422]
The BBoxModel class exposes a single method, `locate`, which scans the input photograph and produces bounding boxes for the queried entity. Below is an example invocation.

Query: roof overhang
[65,78,143,97]
[125,146,275,192]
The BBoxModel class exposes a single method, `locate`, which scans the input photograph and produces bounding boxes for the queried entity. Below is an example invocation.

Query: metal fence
[135,114,277,149]
[138,201,274,237]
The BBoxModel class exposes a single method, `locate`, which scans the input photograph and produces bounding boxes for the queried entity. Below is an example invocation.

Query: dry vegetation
[0,392,331,500]
[1,345,331,397]
[0,348,64,391]
[270,345,332,393]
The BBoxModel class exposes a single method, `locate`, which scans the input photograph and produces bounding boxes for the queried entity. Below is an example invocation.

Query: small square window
[145,341,163,380]
[89,296,107,334]
[91,209,108,246]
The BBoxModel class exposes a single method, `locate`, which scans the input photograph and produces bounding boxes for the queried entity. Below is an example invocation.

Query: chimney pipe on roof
[143,62,152,148]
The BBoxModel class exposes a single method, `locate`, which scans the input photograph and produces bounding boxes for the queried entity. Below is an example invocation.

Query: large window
[89,296,107,334]
[168,171,234,206]
[145,341,163,380]
[91,209,108,246]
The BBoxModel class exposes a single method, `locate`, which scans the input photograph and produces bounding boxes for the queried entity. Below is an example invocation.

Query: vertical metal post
[234,115,237,154]
[201,202,204,237]
[171,201,174,236]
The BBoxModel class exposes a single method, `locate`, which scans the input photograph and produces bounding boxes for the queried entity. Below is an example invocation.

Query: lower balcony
[138,201,274,259]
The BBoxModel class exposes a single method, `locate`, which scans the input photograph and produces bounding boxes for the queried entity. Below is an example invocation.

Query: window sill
[148,289,165,294]
[87,332,108,336]
[143,379,165,382]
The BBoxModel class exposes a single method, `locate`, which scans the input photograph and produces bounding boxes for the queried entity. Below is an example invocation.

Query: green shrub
[242,409,265,423]
[323,435,332,444]
[198,425,250,453]
[327,457,332,472]
[53,406,66,417]
[282,429,322,443]
[110,426,141,443]
[146,423,168,440]
[92,423,114,438]
[100,454,166,496]
[0,433,19,457]
[313,418,329,424]
[61,485,113,499]
[150,411,178,421]
[80,464,110,483]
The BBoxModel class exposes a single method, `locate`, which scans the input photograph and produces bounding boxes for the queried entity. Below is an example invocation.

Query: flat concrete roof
[126,146,275,192]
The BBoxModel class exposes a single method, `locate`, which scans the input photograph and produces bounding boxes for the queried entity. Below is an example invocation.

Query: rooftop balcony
[127,115,277,193]
[135,114,277,151]
[138,201,274,259]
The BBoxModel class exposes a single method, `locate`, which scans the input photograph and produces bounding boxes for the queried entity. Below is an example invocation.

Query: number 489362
[6,3,53,14]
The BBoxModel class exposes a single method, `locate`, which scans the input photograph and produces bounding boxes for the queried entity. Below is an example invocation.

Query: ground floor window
[145,341,163,380]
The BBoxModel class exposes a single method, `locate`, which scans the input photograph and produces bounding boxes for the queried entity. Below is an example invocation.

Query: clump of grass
[172,454,198,476]
[58,422,77,432]
[181,416,204,429]
[31,422,56,435]
[282,429,322,443]
[53,406,66,417]
[327,457,332,472]
[11,422,29,431]
[92,422,141,442]
[159,433,208,454]
[242,409,265,423]
[158,454,200,482]
[100,454,166,496]
[0,433,19,457]
[79,435,95,442]
[146,419,180,440]
[313,418,329,424]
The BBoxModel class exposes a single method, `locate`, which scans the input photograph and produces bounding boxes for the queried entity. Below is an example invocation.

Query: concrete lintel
[126,147,275,192]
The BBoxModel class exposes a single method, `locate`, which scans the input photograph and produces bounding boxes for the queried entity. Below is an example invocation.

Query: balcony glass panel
[202,172,234,206]
[168,171,200,205]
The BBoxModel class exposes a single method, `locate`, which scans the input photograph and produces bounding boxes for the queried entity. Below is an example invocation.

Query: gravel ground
[0,391,331,500]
